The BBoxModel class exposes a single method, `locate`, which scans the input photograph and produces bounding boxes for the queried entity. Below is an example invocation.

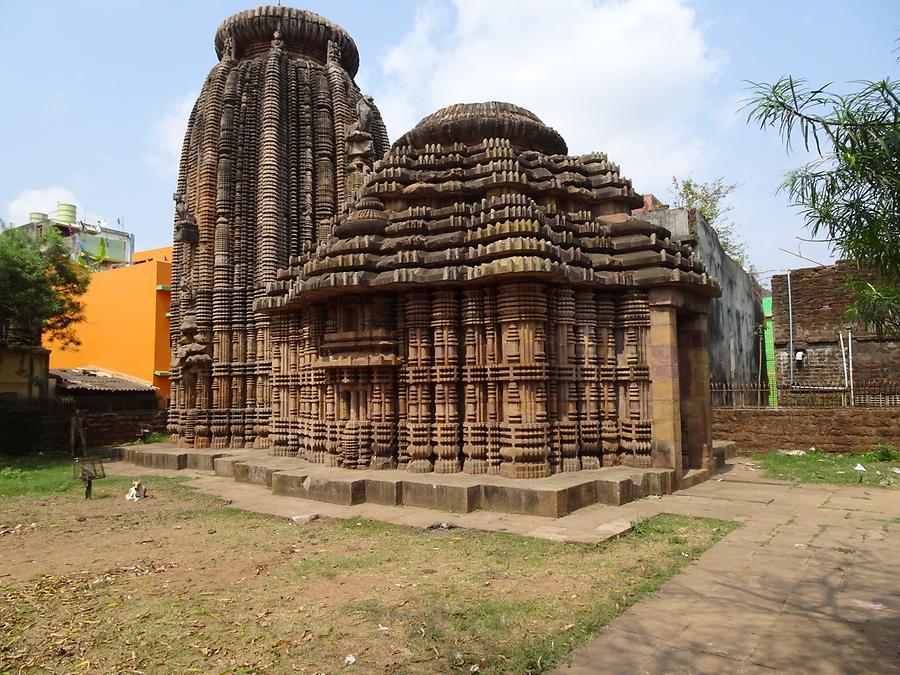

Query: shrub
[868,443,897,462]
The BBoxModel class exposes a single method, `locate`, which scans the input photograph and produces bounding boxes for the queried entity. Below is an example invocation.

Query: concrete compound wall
[46,255,172,396]
[712,407,900,453]
[640,208,763,384]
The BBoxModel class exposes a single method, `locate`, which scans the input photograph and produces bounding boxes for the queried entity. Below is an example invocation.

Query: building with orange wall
[48,247,172,397]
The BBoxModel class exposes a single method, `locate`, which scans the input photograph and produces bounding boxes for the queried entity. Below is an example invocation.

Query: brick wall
[0,409,167,454]
[775,341,900,386]
[712,407,900,453]
[771,263,880,344]
[770,263,898,385]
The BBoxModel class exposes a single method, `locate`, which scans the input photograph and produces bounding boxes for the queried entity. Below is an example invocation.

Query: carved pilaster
[497,283,549,479]
[405,292,433,473]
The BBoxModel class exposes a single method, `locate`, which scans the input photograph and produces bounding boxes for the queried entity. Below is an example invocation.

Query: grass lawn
[0,456,737,674]
[0,453,134,498]
[754,447,900,488]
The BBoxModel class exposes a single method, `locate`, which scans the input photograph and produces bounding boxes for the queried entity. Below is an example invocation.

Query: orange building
[48,247,172,397]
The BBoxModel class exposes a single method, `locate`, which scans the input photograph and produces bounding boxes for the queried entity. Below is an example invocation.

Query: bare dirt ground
[0,468,733,674]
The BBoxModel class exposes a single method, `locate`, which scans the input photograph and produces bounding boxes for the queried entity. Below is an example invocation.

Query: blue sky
[1,0,897,285]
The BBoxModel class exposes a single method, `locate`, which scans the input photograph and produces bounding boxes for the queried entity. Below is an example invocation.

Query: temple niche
[172,6,720,480]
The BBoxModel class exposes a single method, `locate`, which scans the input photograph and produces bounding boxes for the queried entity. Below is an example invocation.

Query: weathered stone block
[271,471,309,498]
[479,484,562,518]
[593,476,635,506]
[364,478,403,506]
[214,456,242,477]
[232,462,251,483]
[401,481,479,513]
[135,449,187,471]
[300,475,366,505]
[187,451,230,471]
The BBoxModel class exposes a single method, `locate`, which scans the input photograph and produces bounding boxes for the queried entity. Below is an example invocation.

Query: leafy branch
[744,74,900,335]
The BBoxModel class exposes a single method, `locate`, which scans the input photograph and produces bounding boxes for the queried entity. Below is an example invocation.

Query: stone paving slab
[551,468,900,674]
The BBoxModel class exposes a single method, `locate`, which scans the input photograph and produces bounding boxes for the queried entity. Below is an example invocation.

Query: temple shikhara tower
[168,6,389,451]
[170,6,720,480]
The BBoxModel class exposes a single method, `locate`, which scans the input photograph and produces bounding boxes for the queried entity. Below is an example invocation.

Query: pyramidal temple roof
[258,100,718,311]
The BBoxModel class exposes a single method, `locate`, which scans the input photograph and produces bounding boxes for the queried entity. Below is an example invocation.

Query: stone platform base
[119,445,722,518]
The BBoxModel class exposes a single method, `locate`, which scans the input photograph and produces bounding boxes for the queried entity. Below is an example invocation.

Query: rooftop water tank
[29,212,48,224]
[57,203,77,224]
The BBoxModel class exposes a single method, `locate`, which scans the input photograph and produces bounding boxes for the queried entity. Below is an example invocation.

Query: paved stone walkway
[553,461,900,674]
[108,457,900,673]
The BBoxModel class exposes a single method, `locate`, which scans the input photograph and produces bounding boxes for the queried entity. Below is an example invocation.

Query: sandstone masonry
[168,5,721,479]
[712,407,900,453]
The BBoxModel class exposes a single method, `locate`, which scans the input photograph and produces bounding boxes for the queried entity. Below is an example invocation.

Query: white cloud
[6,187,85,226]
[371,0,723,194]
[147,90,197,178]
[716,91,747,130]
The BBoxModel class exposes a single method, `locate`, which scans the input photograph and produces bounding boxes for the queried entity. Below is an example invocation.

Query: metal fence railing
[711,380,900,409]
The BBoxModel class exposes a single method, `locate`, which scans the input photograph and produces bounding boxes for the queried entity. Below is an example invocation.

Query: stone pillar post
[269,317,288,455]
[308,307,327,463]
[575,290,600,469]
[497,283,549,479]
[597,296,619,465]
[551,288,579,472]
[678,311,713,471]
[370,368,397,470]
[647,289,682,472]
[484,288,501,474]
[395,298,409,469]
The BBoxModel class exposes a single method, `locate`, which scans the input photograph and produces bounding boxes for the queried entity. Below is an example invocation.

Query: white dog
[125,480,147,501]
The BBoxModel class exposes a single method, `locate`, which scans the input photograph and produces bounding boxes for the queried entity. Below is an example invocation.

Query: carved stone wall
[267,285,654,476]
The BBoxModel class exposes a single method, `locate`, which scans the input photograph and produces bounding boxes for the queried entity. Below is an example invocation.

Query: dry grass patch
[0,462,736,674]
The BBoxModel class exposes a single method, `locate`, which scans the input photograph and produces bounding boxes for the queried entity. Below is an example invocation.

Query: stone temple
[169,5,720,481]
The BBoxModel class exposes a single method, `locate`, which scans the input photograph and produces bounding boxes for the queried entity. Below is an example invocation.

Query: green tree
[744,73,899,335]
[670,176,752,270]
[0,225,90,347]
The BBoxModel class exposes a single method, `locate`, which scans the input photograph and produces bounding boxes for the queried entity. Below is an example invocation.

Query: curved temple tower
[257,102,720,478]
[168,6,390,449]
[172,7,720,479]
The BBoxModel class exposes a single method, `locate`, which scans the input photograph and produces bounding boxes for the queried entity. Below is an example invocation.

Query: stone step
[123,445,234,471]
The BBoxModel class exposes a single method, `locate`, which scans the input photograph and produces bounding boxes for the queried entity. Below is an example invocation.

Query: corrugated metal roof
[50,367,156,393]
